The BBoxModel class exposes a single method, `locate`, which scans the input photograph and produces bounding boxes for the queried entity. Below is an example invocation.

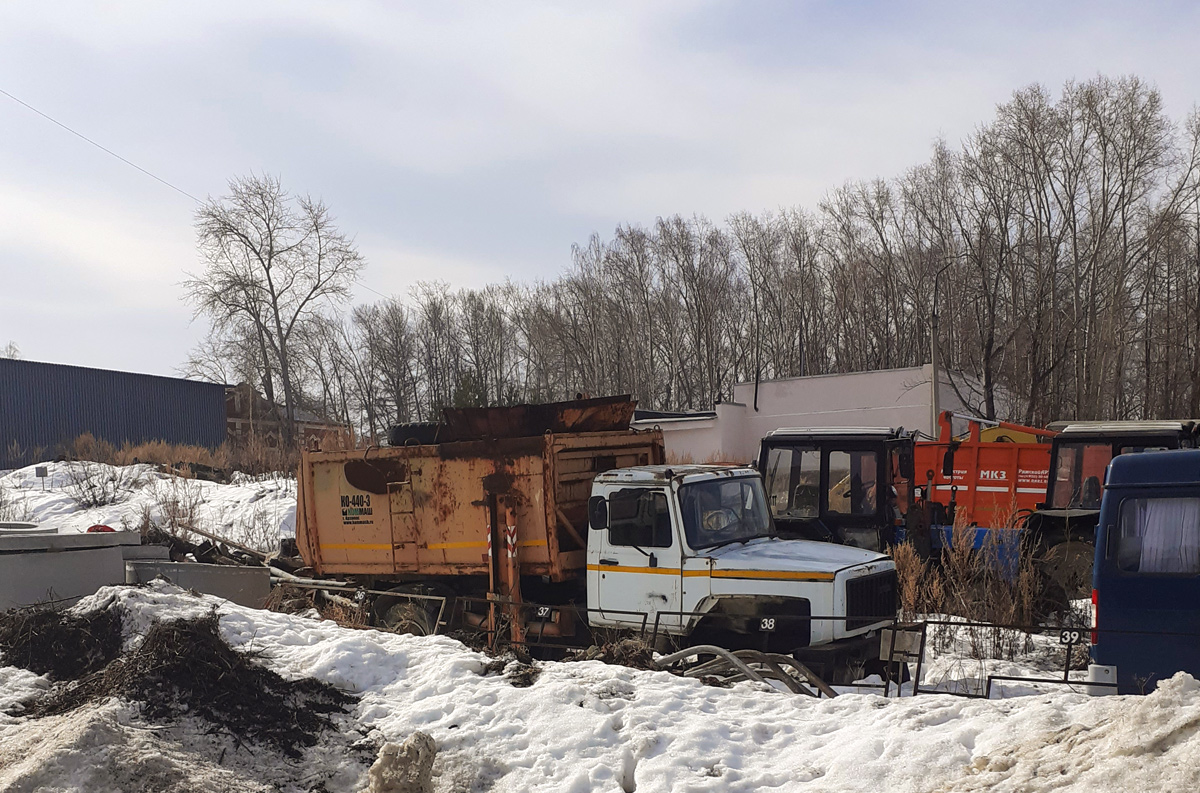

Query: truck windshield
[1051,442,1113,509]
[764,446,820,518]
[679,477,773,550]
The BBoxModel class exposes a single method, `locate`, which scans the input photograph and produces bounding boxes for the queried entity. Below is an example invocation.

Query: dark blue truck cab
[1090,449,1200,694]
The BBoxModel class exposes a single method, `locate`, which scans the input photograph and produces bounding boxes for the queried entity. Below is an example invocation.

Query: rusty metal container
[296,429,663,581]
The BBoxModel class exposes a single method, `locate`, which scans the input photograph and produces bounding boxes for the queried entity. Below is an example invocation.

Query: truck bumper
[1086,664,1118,696]
[792,630,883,682]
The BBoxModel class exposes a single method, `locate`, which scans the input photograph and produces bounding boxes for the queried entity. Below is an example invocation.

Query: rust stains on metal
[438,395,636,442]
[434,436,544,461]
[482,469,515,495]
[342,458,409,495]
[296,422,663,584]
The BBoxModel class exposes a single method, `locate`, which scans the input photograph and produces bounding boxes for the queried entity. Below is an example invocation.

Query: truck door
[1094,492,1200,693]
[591,487,682,631]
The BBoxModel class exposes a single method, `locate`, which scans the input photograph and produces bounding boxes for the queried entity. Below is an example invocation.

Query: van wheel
[1042,541,1095,600]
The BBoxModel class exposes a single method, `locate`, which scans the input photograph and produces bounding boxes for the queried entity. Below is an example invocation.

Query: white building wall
[632,365,970,464]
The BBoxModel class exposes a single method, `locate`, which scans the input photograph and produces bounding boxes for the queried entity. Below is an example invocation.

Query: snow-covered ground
[0,461,295,552]
[3,582,1200,793]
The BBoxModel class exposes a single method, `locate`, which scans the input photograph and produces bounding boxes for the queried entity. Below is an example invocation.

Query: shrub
[63,461,142,508]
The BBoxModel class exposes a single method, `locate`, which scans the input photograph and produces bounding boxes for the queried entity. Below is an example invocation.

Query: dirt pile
[0,606,122,681]
[3,605,357,760]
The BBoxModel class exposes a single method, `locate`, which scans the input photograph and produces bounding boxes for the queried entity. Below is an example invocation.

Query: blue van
[1089,449,1200,694]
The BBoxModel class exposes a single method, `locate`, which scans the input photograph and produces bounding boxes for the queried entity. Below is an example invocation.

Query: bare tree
[184,174,364,447]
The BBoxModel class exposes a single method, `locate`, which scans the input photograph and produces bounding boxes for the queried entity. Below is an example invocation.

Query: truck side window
[608,489,672,548]
[1117,497,1200,574]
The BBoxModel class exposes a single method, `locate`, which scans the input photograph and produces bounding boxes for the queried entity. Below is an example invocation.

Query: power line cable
[1,86,395,300]
[0,86,202,203]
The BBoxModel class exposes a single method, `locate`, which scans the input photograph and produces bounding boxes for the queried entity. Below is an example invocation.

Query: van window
[1115,497,1200,574]
[607,488,672,548]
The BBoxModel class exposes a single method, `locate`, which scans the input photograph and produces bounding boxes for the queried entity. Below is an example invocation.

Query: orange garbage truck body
[296,429,664,581]
[914,414,1055,528]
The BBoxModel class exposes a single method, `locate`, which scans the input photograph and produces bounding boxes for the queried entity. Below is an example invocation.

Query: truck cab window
[1051,442,1113,509]
[764,446,819,518]
[607,488,672,548]
[827,450,879,516]
[1116,497,1200,574]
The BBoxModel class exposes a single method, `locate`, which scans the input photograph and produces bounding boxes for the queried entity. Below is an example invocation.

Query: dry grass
[61,432,300,479]
[893,497,1045,661]
[149,474,206,544]
[0,485,35,522]
[63,460,144,508]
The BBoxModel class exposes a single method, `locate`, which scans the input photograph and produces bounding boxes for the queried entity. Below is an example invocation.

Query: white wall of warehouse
[632,365,971,464]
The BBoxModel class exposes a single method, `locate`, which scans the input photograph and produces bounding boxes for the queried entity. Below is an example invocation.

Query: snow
[705,536,889,572]
[4,582,1200,792]
[0,461,296,552]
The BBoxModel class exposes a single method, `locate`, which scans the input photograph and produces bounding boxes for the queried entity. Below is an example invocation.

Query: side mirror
[588,495,608,530]
[941,447,956,478]
[898,449,915,480]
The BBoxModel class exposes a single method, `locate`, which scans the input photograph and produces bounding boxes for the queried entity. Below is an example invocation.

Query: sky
[1,0,1199,378]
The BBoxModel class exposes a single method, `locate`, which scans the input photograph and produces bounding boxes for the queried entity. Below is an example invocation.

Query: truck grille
[845,570,897,631]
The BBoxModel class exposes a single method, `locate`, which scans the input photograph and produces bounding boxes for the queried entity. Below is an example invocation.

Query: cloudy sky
[2,1,1198,377]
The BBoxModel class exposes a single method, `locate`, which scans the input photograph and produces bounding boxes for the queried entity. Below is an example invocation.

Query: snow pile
[0,461,295,551]
[4,582,1200,792]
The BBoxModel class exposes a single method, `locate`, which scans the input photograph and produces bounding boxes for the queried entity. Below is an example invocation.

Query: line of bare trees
[186,76,1200,444]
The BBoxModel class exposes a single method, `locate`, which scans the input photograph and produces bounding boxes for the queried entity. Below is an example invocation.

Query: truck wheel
[1042,542,1095,600]
[379,600,438,636]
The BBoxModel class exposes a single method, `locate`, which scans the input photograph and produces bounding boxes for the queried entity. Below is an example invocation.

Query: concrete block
[125,561,271,608]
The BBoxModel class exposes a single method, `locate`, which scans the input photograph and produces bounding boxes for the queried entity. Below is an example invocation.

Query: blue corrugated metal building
[0,359,227,469]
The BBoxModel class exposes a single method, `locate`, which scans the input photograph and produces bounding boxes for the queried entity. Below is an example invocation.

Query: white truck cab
[585,465,897,671]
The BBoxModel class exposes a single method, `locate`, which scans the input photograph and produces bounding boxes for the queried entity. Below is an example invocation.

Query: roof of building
[733,365,932,388]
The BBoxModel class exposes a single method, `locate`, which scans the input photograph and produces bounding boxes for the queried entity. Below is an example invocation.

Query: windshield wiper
[704,535,762,551]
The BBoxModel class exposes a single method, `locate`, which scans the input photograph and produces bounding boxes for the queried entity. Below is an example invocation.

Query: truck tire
[373,584,448,636]
[380,600,438,635]
[1041,541,1095,600]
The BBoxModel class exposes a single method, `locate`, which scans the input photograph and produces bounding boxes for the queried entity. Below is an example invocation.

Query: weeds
[232,502,284,555]
[893,498,1046,663]
[150,474,206,543]
[63,461,143,508]
[60,432,301,481]
[0,484,36,522]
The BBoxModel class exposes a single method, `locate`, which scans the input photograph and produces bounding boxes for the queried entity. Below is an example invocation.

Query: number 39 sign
[1058,629,1085,645]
